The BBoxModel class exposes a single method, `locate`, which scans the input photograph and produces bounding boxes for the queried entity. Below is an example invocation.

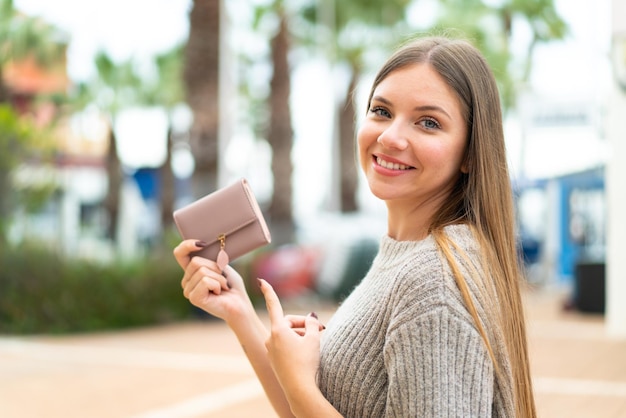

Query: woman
[174,35,536,417]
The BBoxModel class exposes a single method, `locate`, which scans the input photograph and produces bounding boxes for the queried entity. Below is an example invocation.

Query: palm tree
[240,0,408,242]
[183,0,221,199]
[143,45,185,235]
[309,0,566,212]
[500,0,568,85]
[71,52,141,243]
[304,0,412,213]
[266,7,295,244]
[97,52,141,243]
[235,0,298,245]
[71,42,187,249]
[429,0,567,110]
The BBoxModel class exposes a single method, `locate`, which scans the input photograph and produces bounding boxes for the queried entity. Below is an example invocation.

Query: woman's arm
[384,309,495,417]
[173,240,294,417]
[226,296,295,418]
[259,278,343,418]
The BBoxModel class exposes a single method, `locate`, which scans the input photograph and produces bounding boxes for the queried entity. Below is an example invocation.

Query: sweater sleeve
[383,307,494,418]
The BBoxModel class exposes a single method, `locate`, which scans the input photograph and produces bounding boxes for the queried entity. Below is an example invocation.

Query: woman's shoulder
[391,263,468,311]
[384,224,477,281]
[442,223,480,251]
[385,225,482,324]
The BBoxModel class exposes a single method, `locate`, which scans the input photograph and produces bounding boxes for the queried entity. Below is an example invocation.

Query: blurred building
[3,49,69,120]
[1,17,131,260]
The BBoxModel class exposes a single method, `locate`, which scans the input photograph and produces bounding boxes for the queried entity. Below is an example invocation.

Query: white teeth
[377,157,410,170]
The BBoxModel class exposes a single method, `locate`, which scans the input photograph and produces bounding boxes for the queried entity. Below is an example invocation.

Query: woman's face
[358,63,468,208]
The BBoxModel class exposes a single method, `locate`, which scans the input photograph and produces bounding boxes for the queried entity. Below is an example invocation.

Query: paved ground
[1,287,626,418]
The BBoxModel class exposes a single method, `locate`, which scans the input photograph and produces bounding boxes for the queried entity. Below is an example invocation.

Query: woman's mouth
[375,156,414,171]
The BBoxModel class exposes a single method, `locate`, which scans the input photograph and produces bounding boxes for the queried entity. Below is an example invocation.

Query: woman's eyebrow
[370,95,391,106]
[371,96,452,120]
[413,105,452,120]
[370,96,452,119]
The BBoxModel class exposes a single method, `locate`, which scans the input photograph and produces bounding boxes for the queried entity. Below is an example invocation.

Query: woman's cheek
[356,126,371,171]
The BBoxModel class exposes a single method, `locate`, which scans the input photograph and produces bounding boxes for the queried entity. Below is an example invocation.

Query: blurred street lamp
[612,32,626,92]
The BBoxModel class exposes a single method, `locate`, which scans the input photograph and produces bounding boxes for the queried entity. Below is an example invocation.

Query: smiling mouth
[376,156,414,171]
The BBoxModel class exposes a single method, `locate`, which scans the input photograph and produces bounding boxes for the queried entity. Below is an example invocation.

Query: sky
[13,0,616,217]
[14,0,192,82]
[14,0,613,97]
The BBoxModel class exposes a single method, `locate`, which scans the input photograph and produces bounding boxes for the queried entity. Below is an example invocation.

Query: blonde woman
[175,35,536,417]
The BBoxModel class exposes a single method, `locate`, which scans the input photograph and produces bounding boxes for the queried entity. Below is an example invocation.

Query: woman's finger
[183,268,226,302]
[304,312,322,336]
[181,257,228,291]
[173,239,207,270]
[285,314,326,332]
[258,278,284,326]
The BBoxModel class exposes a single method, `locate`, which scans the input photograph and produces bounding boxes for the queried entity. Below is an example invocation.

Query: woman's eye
[370,106,391,118]
[420,118,441,130]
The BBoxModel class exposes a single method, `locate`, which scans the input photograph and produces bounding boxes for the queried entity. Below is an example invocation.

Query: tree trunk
[104,125,122,243]
[338,68,359,213]
[159,127,176,235]
[267,13,295,245]
[184,0,221,198]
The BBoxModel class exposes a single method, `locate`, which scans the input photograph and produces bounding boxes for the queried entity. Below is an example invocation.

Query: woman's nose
[376,121,409,150]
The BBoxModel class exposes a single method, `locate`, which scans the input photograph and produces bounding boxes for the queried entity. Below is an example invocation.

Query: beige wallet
[173,178,271,265]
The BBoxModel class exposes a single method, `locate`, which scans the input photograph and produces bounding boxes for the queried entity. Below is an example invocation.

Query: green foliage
[0,0,67,78]
[0,106,39,239]
[70,44,185,116]
[299,0,411,64]
[0,243,193,334]
[0,105,33,169]
[431,0,568,110]
[14,181,59,213]
[144,44,185,109]
[0,105,58,241]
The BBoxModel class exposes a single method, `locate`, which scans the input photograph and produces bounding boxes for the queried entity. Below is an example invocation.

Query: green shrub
[0,243,193,334]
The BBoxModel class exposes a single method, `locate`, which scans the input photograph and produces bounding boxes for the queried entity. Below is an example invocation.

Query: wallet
[173,178,271,266]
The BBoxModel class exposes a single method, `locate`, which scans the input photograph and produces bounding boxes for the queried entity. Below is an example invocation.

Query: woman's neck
[386,203,432,241]
[384,184,454,241]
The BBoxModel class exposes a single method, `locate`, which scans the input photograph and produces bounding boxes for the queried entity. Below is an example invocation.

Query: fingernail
[195,240,208,248]
[309,311,318,319]
[257,278,263,288]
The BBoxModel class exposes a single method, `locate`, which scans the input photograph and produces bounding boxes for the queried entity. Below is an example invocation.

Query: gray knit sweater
[318,224,514,417]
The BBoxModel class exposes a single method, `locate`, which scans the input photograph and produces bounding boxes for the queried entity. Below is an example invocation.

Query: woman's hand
[258,278,323,397]
[173,240,254,323]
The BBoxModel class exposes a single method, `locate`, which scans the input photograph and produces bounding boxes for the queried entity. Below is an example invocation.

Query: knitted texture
[318,224,515,417]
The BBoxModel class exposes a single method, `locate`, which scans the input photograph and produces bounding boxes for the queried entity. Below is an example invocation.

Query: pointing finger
[258,278,284,325]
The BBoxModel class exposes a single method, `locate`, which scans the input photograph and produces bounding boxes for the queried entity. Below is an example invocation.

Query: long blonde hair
[367,36,536,417]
